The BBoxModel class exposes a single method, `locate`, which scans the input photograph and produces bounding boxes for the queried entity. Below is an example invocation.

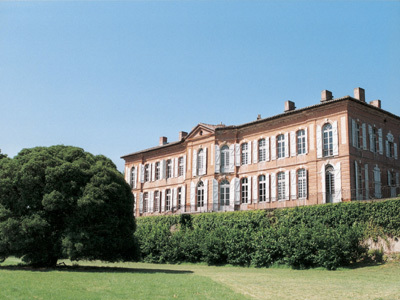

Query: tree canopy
[0,145,136,267]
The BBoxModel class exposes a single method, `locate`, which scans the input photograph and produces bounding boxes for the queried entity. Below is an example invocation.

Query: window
[277,134,285,158]
[178,157,184,177]
[166,159,172,179]
[277,172,285,200]
[323,123,333,157]
[130,167,136,187]
[297,169,307,199]
[220,179,230,206]
[177,187,182,209]
[258,139,266,162]
[144,164,150,182]
[155,162,160,180]
[355,123,361,148]
[166,189,172,211]
[297,130,306,155]
[241,177,249,204]
[241,143,249,165]
[371,128,378,153]
[325,165,335,203]
[143,192,149,213]
[197,149,204,175]
[258,175,266,202]
[388,141,395,158]
[221,145,230,172]
[154,191,160,212]
[197,181,204,207]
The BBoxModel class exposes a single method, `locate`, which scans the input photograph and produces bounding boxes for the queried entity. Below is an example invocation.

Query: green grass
[1,258,400,300]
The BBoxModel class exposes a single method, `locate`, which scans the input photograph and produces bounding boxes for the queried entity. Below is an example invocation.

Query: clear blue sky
[1,1,399,171]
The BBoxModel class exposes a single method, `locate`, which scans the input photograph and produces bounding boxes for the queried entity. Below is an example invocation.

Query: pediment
[185,124,216,140]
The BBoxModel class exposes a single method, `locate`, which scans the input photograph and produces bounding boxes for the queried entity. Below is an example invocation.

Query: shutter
[133,167,137,189]
[126,166,130,185]
[396,172,399,186]
[355,161,359,200]
[161,190,165,212]
[266,137,270,161]
[394,143,398,159]
[190,182,195,212]
[378,128,383,155]
[362,123,367,150]
[377,168,382,198]
[290,131,296,157]
[388,170,391,186]
[365,164,369,200]
[333,121,339,156]
[334,162,342,203]
[248,176,252,203]
[151,163,155,181]
[181,185,186,212]
[271,136,276,160]
[271,173,276,201]
[172,187,177,210]
[174,157,178,177]
[284,132,289,158]
[253,175,258,203]
[291,169,296,200]
[192,150,197,177]
[235,144,241,166]
[204,179,208,211]
[305,169,308,198]
[139,193,143,214]
[183,155,187,179]
[321,165,326,203]
[386,140,390,157]
[352,119,357,147]
[316,125,322,158]
[212,179,219,211]
[215,145,220,173]
[369,125,374,152]
[149,191,154,212]
[140,164,145,183]
[284,170,289,200]
[202,148,207,175]
[253,140,258,163]
[229,144,235,172]
[248,141,252,164]
[230,178,235,209]
[266,173,270,202]
[234,177,240,205]
[305,127,308,154]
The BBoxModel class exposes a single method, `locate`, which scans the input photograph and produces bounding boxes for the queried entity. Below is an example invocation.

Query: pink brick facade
[121,88,400,217]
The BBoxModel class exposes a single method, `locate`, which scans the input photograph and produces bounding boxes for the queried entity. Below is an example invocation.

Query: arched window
[297,168,307,199]
[197,149,204,175]
[241,177,248,204]
[325,165,335,203]
[166,189,172,211]
[177,187,182,209]
[297,130,306,155]
[143,192,149,213]
[130,167,136,187]
[323,123,333,157]
[178,157,184,177]
[221,145,230,172]
[277,172,285,200]
[241,143,249,165]
[258,175,266,202]
[277,134,285,158]
[258,139,266,162]
[220,179,230,206]
[197,181,204,207]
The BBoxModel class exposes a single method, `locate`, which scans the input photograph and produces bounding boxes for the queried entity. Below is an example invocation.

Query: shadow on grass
[0,264,193,274]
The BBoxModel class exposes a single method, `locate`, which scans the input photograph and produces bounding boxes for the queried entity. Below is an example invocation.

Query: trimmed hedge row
[134,199,400,270]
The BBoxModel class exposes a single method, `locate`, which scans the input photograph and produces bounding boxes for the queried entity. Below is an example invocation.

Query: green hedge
[135,199,400,270]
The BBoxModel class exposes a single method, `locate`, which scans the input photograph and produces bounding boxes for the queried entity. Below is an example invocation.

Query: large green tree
[0,145,136,267]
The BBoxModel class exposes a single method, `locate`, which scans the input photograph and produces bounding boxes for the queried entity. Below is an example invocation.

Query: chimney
[321,90,333,102]
[179,131,188,140]
[284,101,296,112]
[257,114,261,120]
[159,136,168,146]
[369,100,381,109]
[354,87,365,102]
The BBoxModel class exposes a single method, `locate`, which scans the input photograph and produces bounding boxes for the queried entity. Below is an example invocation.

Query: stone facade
[121,88,400,217]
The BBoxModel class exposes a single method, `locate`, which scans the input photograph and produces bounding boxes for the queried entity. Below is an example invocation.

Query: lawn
[1,258,399,300]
